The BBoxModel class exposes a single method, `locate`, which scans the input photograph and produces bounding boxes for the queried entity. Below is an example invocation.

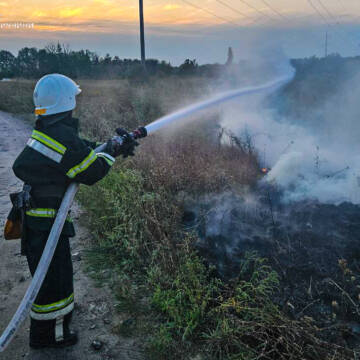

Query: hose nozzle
[132,126,147,139]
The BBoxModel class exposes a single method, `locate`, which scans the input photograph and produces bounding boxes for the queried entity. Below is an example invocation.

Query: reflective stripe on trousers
[30,294,74,321]
[30,303,74,320]
[26,208,72,222]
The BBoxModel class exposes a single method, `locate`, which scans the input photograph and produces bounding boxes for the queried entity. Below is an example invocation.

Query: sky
[0,0,360,64]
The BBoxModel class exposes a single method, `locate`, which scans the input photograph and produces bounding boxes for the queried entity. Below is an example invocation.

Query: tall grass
[0,79,34,115]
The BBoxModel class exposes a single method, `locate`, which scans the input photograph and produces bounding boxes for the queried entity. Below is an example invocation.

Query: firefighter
[12,73,138,349]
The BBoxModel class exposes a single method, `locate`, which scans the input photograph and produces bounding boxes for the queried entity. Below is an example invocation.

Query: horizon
[0,0,360,65]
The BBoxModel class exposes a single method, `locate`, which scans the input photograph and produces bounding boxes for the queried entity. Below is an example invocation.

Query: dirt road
[0,112,143,360]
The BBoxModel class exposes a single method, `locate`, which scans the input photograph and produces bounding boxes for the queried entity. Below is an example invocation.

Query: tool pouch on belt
[4,184,33,254]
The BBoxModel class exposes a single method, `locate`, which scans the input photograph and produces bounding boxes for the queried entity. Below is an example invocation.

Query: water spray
[144,75,293,135]
[0,73,293,352]
[325,166,350,179]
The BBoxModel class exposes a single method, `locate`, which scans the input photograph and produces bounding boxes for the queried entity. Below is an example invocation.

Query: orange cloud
[163,4,181,11]
[32,10,47,17]
[59,7,83,18]
[4,0,354,35]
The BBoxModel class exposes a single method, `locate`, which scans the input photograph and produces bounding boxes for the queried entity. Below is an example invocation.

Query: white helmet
[33,74,81,116]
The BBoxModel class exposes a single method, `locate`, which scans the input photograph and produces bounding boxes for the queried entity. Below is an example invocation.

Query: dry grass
[0,79,35,115]
[75,76,211,141]
[0,76,213,133]
[131,126,259,195]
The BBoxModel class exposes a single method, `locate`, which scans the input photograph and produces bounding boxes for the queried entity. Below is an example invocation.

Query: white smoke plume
[220,47,360,204]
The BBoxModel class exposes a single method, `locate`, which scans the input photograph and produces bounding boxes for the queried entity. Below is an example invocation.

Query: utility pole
[325,30,328,57]
[139,0,146,69]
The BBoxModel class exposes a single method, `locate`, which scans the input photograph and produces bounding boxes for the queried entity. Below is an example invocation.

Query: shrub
[78,166,180,273]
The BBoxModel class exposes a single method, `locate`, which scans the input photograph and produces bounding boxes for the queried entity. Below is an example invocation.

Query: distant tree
[102,53,112,65]
[56,42,62,54]
[44,43,57,54]
[38,48,58,75]
[17,47,39,77]
[0,50,16,78]
[226,47,234,66]
[158,60,173,75]
[0,44,232,79]
[112,56,121,66]
[145,59,159,75]
[70,50,92,77]
[178,59,198,75]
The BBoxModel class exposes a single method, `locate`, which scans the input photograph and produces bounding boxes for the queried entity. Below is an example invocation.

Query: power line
[314,0,359,48]
[306,0,341,53]
[214,0,260,25]
[259,0,288,20]
[181,0,358,55]
[236,0,275,21]
[306,0,358,53]
[214,0,249,18]
[306,0,330,25]
[181,0,241,26]
[335,0,347,14]
[316,0,340,21]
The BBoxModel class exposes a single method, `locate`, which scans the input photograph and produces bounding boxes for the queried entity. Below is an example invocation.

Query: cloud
[91,0,113,4]
[32,10,47,17]
[59,7,83,18]
[163,4,181,11]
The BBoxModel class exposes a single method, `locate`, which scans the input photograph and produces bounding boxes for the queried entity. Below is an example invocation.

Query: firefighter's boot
[29,313,78,349]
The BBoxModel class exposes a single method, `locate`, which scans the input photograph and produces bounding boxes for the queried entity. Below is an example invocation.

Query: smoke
[219,47,360,205]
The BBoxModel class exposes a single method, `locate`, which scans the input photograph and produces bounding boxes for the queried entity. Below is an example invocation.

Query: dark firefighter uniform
[12,110,115,348]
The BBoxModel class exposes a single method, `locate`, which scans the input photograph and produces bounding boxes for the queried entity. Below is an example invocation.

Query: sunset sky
[0,0,360,64]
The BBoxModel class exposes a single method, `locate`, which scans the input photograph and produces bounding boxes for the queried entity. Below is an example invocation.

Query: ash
[183,187,360,342]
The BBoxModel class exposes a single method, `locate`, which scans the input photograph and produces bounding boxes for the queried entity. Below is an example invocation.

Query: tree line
[0,43,228,79]
[2,43,360,97]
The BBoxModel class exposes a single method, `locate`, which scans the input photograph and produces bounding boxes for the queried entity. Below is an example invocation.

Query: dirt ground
[0,111,144,360]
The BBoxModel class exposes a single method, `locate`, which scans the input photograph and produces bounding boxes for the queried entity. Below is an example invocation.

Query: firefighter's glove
[105,129,139,158]
[105,139,122,158]
[116,128,139,158]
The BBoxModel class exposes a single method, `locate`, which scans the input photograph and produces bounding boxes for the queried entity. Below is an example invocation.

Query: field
[1,73,358,359]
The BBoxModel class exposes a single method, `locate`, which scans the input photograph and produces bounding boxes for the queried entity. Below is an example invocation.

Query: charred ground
[188,188,360,346]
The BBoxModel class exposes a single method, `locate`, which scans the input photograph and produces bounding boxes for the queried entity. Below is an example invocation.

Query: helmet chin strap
[35,111,74,129]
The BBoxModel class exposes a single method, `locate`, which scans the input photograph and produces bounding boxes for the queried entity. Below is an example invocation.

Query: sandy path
[0,112,143,360]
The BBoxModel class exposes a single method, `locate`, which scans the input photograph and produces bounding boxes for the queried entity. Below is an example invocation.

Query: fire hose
[0,74,293,352]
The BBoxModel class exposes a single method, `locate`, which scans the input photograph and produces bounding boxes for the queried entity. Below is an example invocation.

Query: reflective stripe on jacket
[12,111,113,235]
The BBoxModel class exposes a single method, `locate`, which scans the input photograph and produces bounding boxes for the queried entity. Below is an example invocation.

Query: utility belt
[4,184,33,255]
[3,184,67,255]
